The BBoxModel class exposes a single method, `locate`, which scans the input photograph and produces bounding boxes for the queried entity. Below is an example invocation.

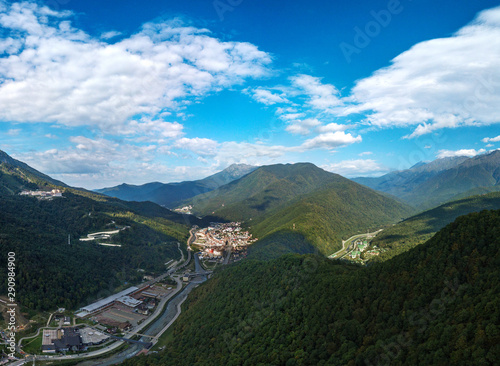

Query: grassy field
[21,333,43,354]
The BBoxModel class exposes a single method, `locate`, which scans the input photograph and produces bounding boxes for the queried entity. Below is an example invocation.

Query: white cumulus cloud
[248,87,289,105]
[341,6,500,138]
[437,148,486,158]
[301,131,361,150]
[482,135,500,143]
[291,74,342,111]
[285,118,321,135]
[322,159,386,177]
[174,137,219,157]
[0,2,272,134]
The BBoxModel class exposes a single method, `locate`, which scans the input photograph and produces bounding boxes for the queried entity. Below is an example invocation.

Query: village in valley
[346,238,382,262]
[192,222,257,265]
[2,221,256,360]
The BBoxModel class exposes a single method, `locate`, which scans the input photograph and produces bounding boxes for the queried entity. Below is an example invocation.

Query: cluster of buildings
[75,287,141,318]
[347,239,382,261]
[349,239,369,259]
[363,246,381,258]
[75,283,169,333]
[41,327,109,353]
[19,189,63,199]
[193,222,256,260]
[173,205,193,214]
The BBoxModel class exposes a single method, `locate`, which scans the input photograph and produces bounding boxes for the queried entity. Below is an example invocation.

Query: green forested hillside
[0,191,189,311]
[125,209,500,366]
[250,178,413,254]
[371,191,500,261]
[185,163,335,217]
[405,150,500,210]
[0,151,206,311]
[353,150,500,210]
[186,163,413,255]
[0,150,67,190]
[247,230,317,260]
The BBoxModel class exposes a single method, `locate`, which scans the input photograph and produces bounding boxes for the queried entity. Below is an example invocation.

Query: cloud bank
[0,1,271,134]
[342,6,500,137]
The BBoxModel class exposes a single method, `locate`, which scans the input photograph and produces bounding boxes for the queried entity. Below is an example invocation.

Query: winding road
[12,235,198,366]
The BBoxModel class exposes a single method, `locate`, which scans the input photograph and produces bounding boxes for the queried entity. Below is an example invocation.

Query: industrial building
[117,295,142,308]
[75,287,139,318]
[42,328,84,353]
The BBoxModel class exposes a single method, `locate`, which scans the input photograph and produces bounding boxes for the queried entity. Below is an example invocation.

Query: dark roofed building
[45,327,84,353]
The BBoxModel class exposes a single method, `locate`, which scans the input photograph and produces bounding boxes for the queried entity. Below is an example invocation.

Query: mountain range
[1,147,499,365]
[353,150,500,210]
[96,150,500,216]
[181,162,414,254]
[95,163,257,207]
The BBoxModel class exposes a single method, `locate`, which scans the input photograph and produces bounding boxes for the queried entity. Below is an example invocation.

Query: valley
[1,2,500,365]
[4,216,258,363]
[1,150,499,366]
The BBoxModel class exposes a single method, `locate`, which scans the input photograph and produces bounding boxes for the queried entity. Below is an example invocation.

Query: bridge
[108,335,153,348]
[130,333,160,340]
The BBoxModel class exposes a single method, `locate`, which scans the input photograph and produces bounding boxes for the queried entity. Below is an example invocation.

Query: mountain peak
[0,149,16,164]
[0,149,67,191]
[224,163,256,173]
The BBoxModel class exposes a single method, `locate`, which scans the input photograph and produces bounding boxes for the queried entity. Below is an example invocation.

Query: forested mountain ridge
[0,149,67,194]
[184,163,414,255]
[352,156,468,199]
[125,209,500,366]
[95,163,256,207]
[0,150,204,311]
[371,191,500,261]
[353,151,500,210]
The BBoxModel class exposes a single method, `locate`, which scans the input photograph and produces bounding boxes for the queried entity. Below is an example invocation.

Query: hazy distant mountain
[184,163,414,255]
[95,163,257,207]
[353,151,500,210]
[352,156,468,200]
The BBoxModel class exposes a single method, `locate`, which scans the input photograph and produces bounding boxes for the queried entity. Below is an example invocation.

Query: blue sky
[0,0,499,189]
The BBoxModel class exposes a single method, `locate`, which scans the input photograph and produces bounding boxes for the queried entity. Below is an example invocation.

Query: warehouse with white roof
[75,287,139,318]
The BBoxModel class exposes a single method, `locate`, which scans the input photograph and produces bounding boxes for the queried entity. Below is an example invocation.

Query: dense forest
[0,191,187,311]
[125,209,500,365]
